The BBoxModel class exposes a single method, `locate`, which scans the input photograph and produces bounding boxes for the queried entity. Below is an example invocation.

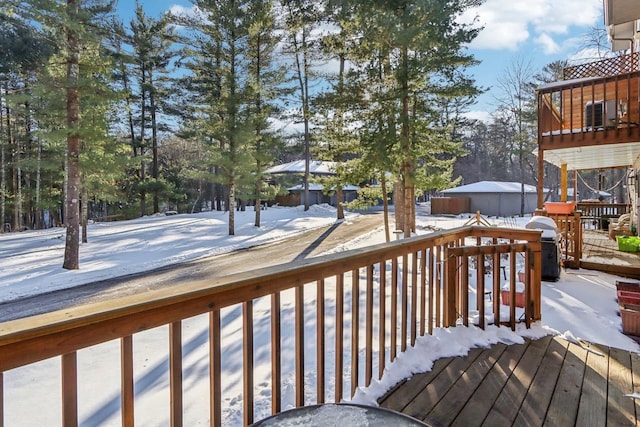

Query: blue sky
[119,0,606,120]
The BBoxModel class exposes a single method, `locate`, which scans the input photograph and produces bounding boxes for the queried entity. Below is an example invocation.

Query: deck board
[513,338,568,426]
[379,335,640,427]
[450,338,528,427]
[400,347,484,420]
[425,343,506,425]
[576,342,609,426]
[481,336,551,426]
[542,342,587,426]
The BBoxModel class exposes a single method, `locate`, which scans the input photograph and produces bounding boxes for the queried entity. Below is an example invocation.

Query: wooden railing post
[61,352,78,427]
[121,336,134,427]
[444,247,457,327]
[169,321,183,427]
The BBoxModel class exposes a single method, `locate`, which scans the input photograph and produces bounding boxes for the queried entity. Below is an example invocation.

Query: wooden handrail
[0,226,542,426]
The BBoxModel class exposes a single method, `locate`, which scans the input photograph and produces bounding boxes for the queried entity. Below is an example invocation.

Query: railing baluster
[295,286,304,407]
[477,253,485,329]
[435,246,442,328]
[61,352,78,427]
[509,249,517,331]
[428,248,434,335]
[391,257,398,361]
[462,255,469,327]
[493,239,501,326]
[170,321,183,427]
[444,247,457,327]
[209,309,221,427]
[351,269,359,398]
[378,261,387,380]
[411,252,418,346]
[270,293,281,414]
[335,274,344,403]
[525,250,531,328]
[401,254,408,352]
[121,335,134,427]
[365,266,373,387]
[242,302,254,425]
[420,249,427,337]
[317,280,325,403]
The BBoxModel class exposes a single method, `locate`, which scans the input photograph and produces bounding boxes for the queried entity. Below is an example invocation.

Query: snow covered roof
[266,160,337,175]
[440,181,542,194]
[287,184,359,191]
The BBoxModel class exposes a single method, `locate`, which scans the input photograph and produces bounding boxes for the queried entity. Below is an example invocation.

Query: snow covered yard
[1,206,638,426]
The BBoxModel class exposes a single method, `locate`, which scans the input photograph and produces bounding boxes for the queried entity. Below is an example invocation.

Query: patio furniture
[608,213,632,240]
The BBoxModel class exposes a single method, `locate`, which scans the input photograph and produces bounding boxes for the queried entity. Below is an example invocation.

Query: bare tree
[494,57,537,216]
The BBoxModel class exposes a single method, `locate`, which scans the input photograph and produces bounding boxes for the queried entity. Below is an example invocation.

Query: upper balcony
[537,52,640,171]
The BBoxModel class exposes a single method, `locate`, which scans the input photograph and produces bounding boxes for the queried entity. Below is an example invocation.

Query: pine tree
[280,0,323,211]
[245,0,286,227]
[346,0,482,235]
[179,0,256,235]
[128,2,177,215]
[26,0,116,269]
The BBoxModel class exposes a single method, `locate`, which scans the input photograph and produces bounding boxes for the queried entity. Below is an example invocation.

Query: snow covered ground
[1,205,638,426]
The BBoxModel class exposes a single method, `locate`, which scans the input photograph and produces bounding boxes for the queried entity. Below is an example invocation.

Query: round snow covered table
[250,403,430,426]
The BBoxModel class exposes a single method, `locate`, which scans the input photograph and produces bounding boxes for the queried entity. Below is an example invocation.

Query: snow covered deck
[380,334,640,426]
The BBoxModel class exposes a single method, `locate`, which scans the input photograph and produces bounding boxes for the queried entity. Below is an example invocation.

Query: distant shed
[430,197,470,215]
[439,181,543,217]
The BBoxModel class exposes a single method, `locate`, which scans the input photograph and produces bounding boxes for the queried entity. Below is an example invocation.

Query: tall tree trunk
[288,13,311,212]
[150,71,159,214]
[400,45,413,237]
[81,185,88,243]
[228,180,235,236]
[254,160,262,227]
[0,89,6,232]
[35,132,42,229]
[335,51,345,221]
[63,0,81,270]
[11,106,21,232]
[24,100,33,230]
[381,173,390,243]
[139,65,147,217]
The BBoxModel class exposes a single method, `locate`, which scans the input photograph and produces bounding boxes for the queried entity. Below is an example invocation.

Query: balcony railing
[538,53,640,149]
[0,226,542,426]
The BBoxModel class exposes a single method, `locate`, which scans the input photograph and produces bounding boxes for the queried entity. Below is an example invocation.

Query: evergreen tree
[128,2,177,215]
[180,0,255,235]
[280,0,323,211]
[245,0,286,227]
[26,0,116,269]
[345,0,483,235]
[0,7,55,231]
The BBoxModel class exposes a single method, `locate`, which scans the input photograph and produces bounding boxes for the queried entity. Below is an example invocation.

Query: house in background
[437,181,542,217]
[283,183,360,207]
[265,160,360,207]
[535,0,640,276]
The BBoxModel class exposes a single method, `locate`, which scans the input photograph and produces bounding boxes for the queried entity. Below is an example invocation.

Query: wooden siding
[380,335,640,427]
[560,77,639,131]
[537,54,640,150]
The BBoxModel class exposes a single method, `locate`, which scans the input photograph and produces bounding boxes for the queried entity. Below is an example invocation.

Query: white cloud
[535,33,561,55]
[463,110,492,123]
[462,0,602,52]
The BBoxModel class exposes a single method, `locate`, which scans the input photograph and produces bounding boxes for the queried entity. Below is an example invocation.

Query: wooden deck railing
[537,67,640,149]
[576,202,630,229]
[547,212,582,269]
[0,226,542,426]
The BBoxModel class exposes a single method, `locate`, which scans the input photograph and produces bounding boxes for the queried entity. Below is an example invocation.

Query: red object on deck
[544,202,576,214]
